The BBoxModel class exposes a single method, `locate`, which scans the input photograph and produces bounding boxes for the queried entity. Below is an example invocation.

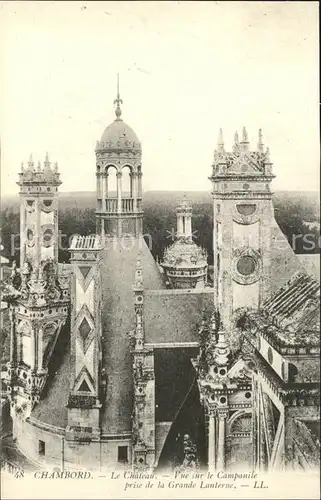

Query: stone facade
[3,92,319,474]
[162,200,208,289]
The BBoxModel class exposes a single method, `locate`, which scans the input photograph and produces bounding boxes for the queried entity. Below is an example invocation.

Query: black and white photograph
[0,2,320,499]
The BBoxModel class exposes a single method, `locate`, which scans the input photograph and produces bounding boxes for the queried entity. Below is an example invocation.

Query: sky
[0,1,319,195]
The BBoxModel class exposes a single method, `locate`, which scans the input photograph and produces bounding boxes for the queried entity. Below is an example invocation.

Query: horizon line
[1,188,320,197]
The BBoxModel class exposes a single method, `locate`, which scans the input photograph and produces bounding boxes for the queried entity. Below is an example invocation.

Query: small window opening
[38,440,45,456]
[118,445,128,463]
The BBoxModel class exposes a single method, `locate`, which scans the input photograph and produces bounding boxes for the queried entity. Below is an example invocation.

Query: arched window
[122,166,132,197]
[137,165,142,197]
[106,166,117,198]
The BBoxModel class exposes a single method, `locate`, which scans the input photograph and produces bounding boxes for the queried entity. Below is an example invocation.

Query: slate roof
[99,237,165,434]
[297,254,320,281]
[244,271,320,349]
[144,289,214,345]
[31,326,70,428]
[268,220,307,295]
[264,271,320,333]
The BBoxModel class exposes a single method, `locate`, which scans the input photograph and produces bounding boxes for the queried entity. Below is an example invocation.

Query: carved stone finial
[134,252,143,289]
[241,126,248,143]
[27,154,34,170]
[217,128,224,152]
[114,73,123,120]
[233,131,240,152]
[37,160,41,172]
[214,328,230,367]
[10,260,17,277]
[44,152,51,170]
[21,161,24,172]
[258,128,264,153]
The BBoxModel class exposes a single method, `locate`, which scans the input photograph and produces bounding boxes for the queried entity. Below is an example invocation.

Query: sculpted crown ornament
[211,128,273,177]
[7,258,66,306]
[18,153,61,186]
[163,239,207,267]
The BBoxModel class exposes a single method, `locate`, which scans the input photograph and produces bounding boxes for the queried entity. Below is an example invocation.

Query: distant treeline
[0,191,320,265]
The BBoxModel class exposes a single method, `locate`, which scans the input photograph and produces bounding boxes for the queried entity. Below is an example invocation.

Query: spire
[214,328,230,367]
[54,161,58,173]
[265,146,271,162]
[37,160,41,172]
[114,73,123,120]
[44,152,50,170]
[241,126,249,143]
[133,252,143,290]
[257,128,264,153]
[21,161,24,172]
[27,154,34,171]
[233,131,240,152]
[217,128,224,153]
[240,126,249,152]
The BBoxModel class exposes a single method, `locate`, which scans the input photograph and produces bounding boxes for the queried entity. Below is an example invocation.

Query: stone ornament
[232,202,261,225]
[232,247,262,285]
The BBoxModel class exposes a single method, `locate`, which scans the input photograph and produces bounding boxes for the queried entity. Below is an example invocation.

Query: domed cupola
[96,90,141,154]
[161,199,208,289]
[95,76,143,239]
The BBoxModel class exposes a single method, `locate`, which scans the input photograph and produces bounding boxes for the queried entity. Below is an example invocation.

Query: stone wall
[13,417,132,471]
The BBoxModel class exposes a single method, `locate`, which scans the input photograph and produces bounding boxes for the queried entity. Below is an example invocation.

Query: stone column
[36,198,41,278]
[138,172,142,198]
[30,323,36,371]
[217,410,228,470]
[117,171,122,214]
[185,216,192,239]
[102,173,106,209]
[131,172,137,211]
[177,215,184,238]
[96,173,100,199]
[37,326,43,372]
[9,308,16,364]
[208,408,216,470]
[258,388,267,471]
[252,378,258,469]
[105,173,109,200]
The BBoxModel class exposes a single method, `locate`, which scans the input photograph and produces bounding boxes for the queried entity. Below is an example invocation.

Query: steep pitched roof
[144,289,214,345]
[31,332,70,429]
[264,271,320,333]
[99,237,165,434]
[297,254,320,281]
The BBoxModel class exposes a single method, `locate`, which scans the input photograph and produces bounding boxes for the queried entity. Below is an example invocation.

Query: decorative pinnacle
[217,128,224,152]
[210,311,217,335]
[214,328,230,367]
[37,160,41,171]
[241,126,249,142]
[258,129,264,152]
[21,161,24,172]
[44,152,50,169]
[27,154,34,170]
[233,131,240,152]
[134,252,143,290]
[234,131,239,144]
[114,73,123,120]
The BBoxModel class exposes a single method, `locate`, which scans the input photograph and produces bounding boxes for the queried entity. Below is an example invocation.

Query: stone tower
[19,153,60,272]
[7,155,69,422]
[162,199,208,289]
[210,128,274,328]
[95,77,143,238]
